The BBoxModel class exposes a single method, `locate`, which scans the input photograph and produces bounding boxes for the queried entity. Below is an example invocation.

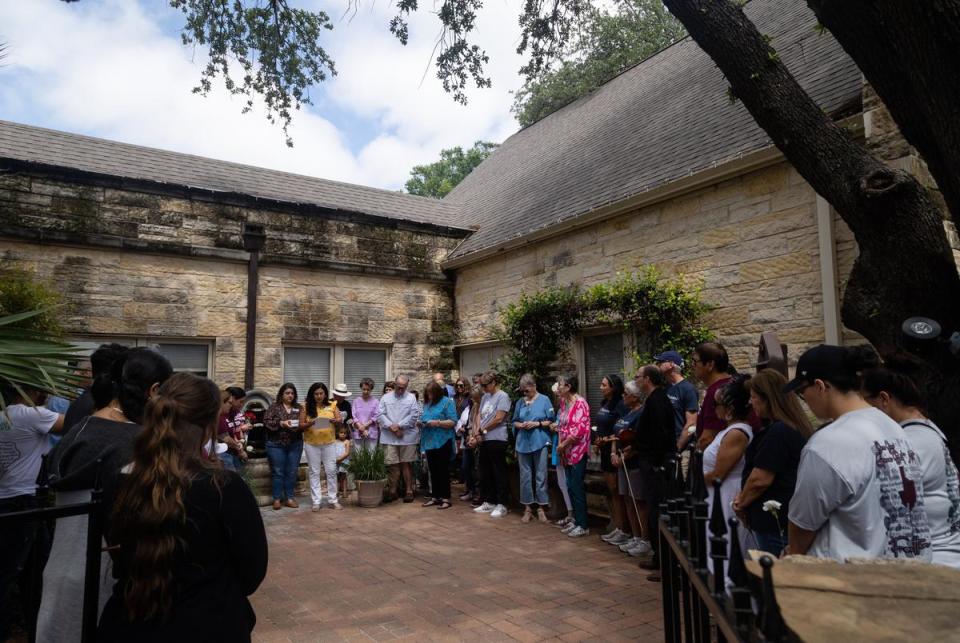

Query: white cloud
[0,0,525,190]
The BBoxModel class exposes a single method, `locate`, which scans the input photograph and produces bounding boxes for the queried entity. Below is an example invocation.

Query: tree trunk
[807,0,960,230]
[661,0,960,453]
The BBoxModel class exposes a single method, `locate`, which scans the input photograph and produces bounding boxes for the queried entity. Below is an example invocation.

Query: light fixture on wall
[902,317,960,357]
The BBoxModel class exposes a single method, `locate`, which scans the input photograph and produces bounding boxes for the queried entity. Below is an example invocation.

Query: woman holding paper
[300,382,343,511]
[263,383,303,511]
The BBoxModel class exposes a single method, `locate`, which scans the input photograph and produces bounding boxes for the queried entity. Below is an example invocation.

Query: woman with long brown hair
[98,373,267,642]
[733,369,813,555]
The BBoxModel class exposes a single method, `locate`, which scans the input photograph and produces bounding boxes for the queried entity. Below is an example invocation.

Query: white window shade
[459,345,506,379]
[156,344,210,376]
[583,333,625,424]
[343,349,387,392]
[283,347,331,402]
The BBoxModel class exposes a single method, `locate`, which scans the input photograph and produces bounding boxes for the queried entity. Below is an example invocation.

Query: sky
[0,0,526,190]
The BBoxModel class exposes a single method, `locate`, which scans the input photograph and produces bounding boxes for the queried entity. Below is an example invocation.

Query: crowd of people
[2,336,959,639]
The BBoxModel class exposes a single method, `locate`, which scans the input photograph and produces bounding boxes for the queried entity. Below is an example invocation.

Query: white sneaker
[607,531,632,546]
[627,539,653,556]
[601,528,623,542]
[567,526,590,538]
[555,516,574,528]
[619,537,640,552]
[490,504,508,518]
[473,502,495,513]
[561,522,577,534]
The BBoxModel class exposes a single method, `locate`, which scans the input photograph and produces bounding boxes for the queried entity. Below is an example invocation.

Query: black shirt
[98,470,268,642]
[62,388,95,438]
[741,420,807,534]
[634,387,675,462]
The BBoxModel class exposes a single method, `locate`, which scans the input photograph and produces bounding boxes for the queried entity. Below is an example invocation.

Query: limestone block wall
[0,242,454,393]
[454,161,839,371]
[0,171,463,393]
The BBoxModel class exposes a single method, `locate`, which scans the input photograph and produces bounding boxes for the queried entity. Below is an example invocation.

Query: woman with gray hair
[512,373,555,523]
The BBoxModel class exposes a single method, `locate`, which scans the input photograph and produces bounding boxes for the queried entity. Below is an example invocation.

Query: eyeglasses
[795,382,813,401]
[456,383,466,388]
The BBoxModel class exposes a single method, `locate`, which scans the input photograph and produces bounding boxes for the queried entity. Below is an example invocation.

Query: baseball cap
[653,350,684,369]
[783,344,846,392]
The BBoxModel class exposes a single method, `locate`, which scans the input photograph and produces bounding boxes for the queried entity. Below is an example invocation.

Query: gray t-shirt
[901,418,960,569]
[479,390,512,442]
[789,406,932,562]
[0,404,58,499]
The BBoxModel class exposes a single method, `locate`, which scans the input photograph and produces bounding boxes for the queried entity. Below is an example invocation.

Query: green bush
[346,444,388,481]
[0,269,66,337]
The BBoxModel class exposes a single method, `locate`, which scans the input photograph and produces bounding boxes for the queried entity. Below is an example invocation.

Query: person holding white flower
[733,369,812,555]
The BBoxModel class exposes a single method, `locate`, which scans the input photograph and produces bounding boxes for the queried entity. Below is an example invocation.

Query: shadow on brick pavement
[251,490,663,642]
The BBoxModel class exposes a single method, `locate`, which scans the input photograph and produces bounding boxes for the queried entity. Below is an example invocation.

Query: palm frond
[0,310,86,408]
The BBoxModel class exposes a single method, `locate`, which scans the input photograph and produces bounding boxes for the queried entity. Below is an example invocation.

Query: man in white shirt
[377,374,420,502]
[1,385,65,640]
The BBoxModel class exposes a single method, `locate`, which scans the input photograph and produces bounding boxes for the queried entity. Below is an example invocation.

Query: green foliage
[0,310,86,405]
[494,267,713,384]
[0,269,66,337]
[346,443,388,481]
[168,0,335,147]
[405,141,498,198]
[512,1,686,127]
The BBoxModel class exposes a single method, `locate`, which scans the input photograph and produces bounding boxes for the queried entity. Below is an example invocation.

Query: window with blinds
[343,349,387,392]
[583,333,625,424]
[282,347,331,402]
[459,344,506,380]
[156,343,210,376]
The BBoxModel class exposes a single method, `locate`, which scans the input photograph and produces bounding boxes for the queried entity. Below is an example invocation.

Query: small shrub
[347,445,388,481]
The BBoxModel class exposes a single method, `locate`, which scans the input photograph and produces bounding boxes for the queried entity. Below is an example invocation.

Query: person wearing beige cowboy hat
[331,383,354,429]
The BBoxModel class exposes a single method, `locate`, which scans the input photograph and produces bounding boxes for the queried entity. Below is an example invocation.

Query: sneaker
[555,516,574,528]
[607,532,632,546]
[311,504,320,512]
[473,502,495,513]
[459,492,473,501]
[627,539,653,556]
[601,528,624,543]
[330,501,343,510]
[619,538,640,553]
[561,522,577,534]
[537,508,549,523]
[567,526,590,538]
[490,504,508,518]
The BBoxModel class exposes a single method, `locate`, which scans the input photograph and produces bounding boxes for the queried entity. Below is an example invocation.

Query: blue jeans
[518,446,549,506]
[219,451,241,472]
[461,447,478,494]
[266,440,303,501]
[754,530,787,556]
[565,458,588,528]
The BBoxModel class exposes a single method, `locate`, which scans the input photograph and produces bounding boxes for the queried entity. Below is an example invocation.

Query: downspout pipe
[242,223,266,391]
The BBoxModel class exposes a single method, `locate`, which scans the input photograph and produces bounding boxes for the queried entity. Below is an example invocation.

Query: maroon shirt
[695,376,762,441]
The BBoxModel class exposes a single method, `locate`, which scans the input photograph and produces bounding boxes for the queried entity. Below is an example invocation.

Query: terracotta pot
[356,479,387,508]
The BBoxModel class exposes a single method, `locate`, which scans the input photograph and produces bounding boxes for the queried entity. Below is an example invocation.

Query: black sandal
[437,500,452,510]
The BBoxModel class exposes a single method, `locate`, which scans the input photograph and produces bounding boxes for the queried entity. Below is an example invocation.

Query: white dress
[702,422,754,573]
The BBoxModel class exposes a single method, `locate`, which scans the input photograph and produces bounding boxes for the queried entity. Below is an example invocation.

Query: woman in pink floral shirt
[554,374,592,537]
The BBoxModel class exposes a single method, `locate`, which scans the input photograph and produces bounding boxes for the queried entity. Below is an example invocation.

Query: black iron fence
[0,471,105,643]
[657,446,789,642]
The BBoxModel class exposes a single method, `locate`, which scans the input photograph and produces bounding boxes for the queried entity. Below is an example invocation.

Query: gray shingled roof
[444,0,863,261]
[0,120,466,230]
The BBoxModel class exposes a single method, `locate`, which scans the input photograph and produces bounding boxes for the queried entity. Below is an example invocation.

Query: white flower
[245,445,254,453]
[591,425,598,432]
[762,500,782,513]
[687,427,696,435]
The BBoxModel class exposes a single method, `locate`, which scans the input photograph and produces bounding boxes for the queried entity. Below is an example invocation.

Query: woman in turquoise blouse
[419,381,459,509]
[512,373,556,523]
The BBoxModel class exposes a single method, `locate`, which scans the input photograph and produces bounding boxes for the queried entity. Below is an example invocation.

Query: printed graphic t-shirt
[789,406,932,562]
[0,404,59,499]
[479,390,512,442]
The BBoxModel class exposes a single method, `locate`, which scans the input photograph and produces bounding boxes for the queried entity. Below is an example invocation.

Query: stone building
[1,0,950,418]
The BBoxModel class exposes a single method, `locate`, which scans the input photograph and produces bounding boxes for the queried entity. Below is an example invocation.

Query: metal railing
[0,465,105,643]
[657,446,788,642]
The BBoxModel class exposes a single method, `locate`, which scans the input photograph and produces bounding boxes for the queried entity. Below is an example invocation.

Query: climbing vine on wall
[493,267,714,387]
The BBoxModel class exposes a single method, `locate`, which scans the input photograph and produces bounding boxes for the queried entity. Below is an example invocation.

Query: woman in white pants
[300,382,342,510]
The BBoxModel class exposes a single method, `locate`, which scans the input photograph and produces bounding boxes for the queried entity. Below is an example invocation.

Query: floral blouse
[558,396,591,466]
[263,402,302,446]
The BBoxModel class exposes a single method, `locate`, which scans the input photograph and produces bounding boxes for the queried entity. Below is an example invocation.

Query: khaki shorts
[384,444,419,465]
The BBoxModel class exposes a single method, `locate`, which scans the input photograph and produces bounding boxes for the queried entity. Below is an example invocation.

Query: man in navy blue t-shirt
[654,350,699,447]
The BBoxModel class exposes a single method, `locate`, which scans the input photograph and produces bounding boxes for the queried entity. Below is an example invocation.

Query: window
[70,337,213,378]
[458,344,506,381]
[282,345,389,398]
[582,332,626,471]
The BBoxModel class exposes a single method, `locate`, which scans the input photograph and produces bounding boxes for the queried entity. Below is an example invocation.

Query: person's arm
[736,467,776,511]
[677,411,699,450]
[336,441,351,463]
[559,400,590,451]
[50,413,66,434]
[222,474,268,595]
[786,523,818,556]
[512,399,525,430]
[376,398,390,431]
[263,404,282,432]
[703,429,749,483]
[332,405,342,423]
[298,407,309,430]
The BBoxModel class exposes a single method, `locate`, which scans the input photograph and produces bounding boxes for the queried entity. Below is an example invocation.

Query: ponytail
[110,372,221,623]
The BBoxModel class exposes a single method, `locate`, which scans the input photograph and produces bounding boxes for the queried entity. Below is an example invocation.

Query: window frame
[68,336,215,378]
[280,342,392,390]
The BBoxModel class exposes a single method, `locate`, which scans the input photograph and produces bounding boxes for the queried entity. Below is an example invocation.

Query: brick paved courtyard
[251,494,664,642]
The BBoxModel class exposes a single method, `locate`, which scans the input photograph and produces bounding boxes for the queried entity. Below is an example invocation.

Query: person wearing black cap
[785,344,932,562]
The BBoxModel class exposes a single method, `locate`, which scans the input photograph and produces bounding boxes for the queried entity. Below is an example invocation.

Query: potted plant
[347,445,388,507]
